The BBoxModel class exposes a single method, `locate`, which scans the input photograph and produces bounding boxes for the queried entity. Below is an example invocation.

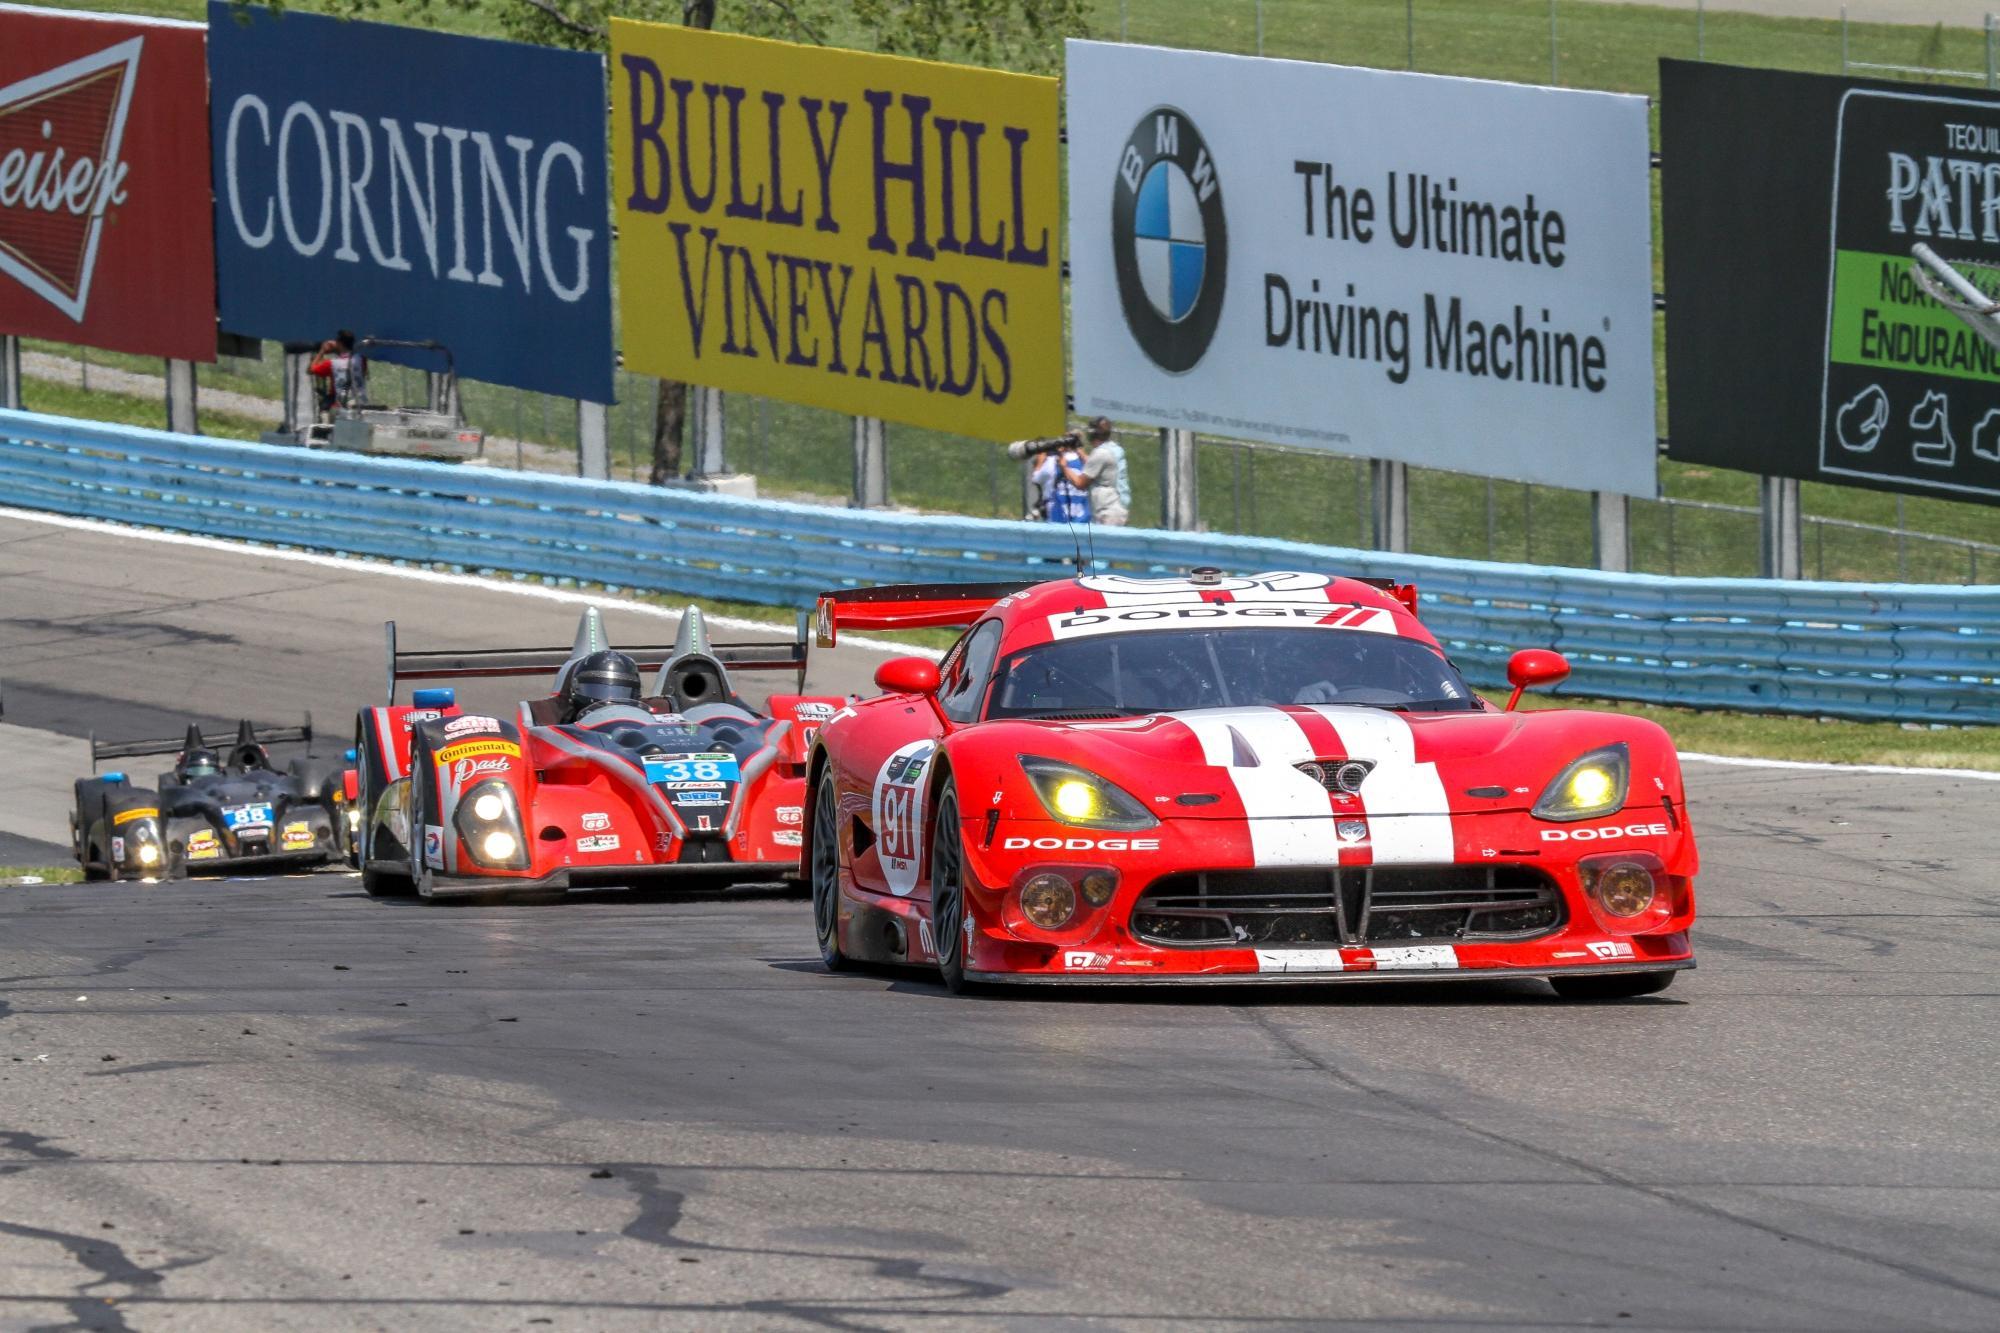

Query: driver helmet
[562,649,642,719]
[177,748,222,782]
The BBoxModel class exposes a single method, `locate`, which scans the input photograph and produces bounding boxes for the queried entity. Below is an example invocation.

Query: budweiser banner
[0,5,215,361]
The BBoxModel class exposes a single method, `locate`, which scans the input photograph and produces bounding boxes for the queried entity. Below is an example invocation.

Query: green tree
[292,0,1086,480]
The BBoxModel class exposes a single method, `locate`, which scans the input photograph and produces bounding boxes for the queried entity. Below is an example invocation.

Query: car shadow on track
[764,959,1688,1008]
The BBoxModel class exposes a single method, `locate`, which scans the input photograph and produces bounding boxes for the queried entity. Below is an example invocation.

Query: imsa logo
[1112,107,1228,374]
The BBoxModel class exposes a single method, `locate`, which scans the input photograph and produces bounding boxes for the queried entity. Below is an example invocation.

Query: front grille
[1130,865,1561,948]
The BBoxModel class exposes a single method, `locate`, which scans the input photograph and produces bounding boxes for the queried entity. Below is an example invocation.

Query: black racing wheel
[928,784,981,995]
[810,768,848,971]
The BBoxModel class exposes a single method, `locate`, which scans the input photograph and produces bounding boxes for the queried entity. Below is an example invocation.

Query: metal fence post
[1760,475,1802,579]
[1160,427,1199,530]
[1698,0,1705,59]
[0,335,20,410]
[577,401,610,480]
[1406,0,1415,69]
[280,350,314,436]
[164,359,198,435]
[1592,491,1630,572]
[1987,12,1995,88]
[1841,7,1849,74]
[1549,0,1559,84]
[1370,459,1409,552]
[852,415,889,508]
[691,385,728,476]
[1256,0,1264,55]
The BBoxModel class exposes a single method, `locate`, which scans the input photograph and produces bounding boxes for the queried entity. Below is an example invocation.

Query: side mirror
[874,656,940,697]
[1504,649,1571,712]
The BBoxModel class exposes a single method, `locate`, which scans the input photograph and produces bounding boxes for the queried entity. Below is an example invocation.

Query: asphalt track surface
[1,512,1997,1331]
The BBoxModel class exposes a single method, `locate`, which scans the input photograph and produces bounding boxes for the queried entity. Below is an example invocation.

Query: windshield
[986,628,1480,718]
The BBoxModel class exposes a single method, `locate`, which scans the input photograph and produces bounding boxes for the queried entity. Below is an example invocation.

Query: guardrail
[4,409,1997,724]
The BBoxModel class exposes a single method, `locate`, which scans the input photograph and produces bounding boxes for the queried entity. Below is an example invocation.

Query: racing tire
[81,843,107,883]
[409,734,438,901]
[1549,970,1677,1001]
[928,785,984,996]
[810,769,848,972]
[355,719,413,897]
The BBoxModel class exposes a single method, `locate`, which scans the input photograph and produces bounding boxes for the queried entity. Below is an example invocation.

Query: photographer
[1056,417,1129,528]
[1032,443,1091,525]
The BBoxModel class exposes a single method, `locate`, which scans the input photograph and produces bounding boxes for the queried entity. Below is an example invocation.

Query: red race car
[805,570,1697,996]
[353,606,841,900]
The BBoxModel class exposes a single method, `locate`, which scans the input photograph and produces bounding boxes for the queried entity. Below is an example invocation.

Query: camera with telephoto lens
[1004,432,1081,460]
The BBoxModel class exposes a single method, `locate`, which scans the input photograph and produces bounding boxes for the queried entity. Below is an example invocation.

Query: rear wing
[814,582,1033,647]
[385,616,811,701]
[90,716,314,769]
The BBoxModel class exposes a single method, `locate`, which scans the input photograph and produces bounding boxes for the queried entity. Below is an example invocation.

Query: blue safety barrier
[3,409,1997,724]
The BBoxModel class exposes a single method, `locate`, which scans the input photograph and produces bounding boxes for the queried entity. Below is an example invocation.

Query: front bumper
[418,861,795,900]
[949,808,1697,983]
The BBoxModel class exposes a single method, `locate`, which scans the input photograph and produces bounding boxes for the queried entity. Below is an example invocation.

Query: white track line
[1682,752,2000,781]
[0,505,944,660]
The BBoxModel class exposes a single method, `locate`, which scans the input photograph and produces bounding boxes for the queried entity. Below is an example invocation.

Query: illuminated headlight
[1532,744,1630,822]
[345,807,361,831]
[1018,873,1076,929]
[453,780,527,869]
[136,844,161,867]
[1019,757,1156,830]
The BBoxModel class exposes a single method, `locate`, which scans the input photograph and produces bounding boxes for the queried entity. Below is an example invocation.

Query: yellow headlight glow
[1567,766,1615,807]
[136,844,161,866]
[1051,779,1099,821]
[481,830,519,861]
[471,791,506,822]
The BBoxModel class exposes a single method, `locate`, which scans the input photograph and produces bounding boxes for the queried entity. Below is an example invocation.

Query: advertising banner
[0,6,214,361]
[1066,41,1657,496]
[1664,59,2000,505]
[208,4,613,402]
[610,21,1064,442]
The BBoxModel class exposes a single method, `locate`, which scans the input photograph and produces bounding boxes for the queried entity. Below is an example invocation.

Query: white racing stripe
[1175,708,1332,866]
[1308,707,1455,864]
[0,507,938,660]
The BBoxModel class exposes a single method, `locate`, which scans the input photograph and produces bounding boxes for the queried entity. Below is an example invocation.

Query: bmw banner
[1066,41,1656,496]
[208,4,614,403]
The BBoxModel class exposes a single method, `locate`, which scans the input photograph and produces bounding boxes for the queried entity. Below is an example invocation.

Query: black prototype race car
[72,718,352,879]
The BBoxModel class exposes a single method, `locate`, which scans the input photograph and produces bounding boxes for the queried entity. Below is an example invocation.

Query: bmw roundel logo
[1112,106,1228,374]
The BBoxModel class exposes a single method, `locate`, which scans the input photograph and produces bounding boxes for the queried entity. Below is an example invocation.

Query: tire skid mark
[0,1219,207,1333]
[605,1163,1010,1331]
[1236,1007,2000,1307]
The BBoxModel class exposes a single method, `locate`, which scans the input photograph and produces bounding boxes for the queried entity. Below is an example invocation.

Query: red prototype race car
[805,570,1697,995]
[352,606,840,900]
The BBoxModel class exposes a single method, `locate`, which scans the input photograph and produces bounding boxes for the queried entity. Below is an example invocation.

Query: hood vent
[1296,758,1374,794]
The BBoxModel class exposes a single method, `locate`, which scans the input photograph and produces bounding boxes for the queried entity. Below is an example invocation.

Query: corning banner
[1663,60,2000,506]
[1066,42,1657,496]
[208,4,613,403]
[0,6,214,361]
[610,21,1064,442]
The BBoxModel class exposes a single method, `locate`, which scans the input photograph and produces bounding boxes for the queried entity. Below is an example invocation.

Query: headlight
[1018,873,1076,929]
[1532,744,1630,822]
[1019,757,1157,830]
[1591,860,1657,917]
[453,780,527,869]
[136,844,161,867]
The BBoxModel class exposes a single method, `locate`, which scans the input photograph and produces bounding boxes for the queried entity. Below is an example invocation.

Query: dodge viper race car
[352,606,843,900]
[72,718,347,879]
[804,570,1698,996]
